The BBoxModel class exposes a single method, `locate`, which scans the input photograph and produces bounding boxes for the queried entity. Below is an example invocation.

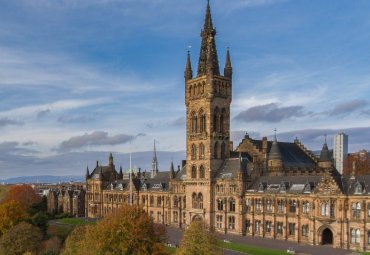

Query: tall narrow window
[191,112,197,133]
[199,110,206,133]
[229,198,236,212]
[191,166,197,179]
[192,193,197,208]
[220,109,226,133]
[199,143,205,159]
[191,144,197,160]
[198,193,203,209]
[199,165,205,178]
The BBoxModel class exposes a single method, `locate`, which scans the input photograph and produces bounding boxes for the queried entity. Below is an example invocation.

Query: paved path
[166,226,360,255]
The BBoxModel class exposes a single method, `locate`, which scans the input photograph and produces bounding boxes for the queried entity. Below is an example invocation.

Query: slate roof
[250,139,317,168]
[216,157,248,180]
[247,175,322,194]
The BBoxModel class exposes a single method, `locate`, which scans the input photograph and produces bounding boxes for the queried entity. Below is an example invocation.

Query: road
[166,226,360,255]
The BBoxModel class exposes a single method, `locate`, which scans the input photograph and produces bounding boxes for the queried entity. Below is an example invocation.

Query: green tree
[62,204,169,255]
[0,222,42,255]
[0,201,27,236]
[28,212,49,234]
[177,220,223,255]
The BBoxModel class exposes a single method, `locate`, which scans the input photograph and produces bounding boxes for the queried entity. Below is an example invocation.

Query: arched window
[214,142,219,159]
[351,228,361,244]
[199,110,206,133]
[192,193,197,208]
[191,144,197,160]
[191,112,197,133]
[229,198,236,212]
[221,142,226,159]
[213,107,219,133]
[198,193,203,209]
[191,166,197,179]
[199,143,205,159]
[199,165,205,178]
[220,184,224,193]
[217,198,224,211]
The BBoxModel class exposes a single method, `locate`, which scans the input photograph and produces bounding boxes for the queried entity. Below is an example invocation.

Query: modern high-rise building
[333,133,348,174]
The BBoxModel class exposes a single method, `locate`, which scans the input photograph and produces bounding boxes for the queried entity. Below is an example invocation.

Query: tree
[0,222,42,255]
[2,185,41,213]
[177,220,223,255]
[62,204,169,255]
[0,201,27,236]
[28,212,49,234]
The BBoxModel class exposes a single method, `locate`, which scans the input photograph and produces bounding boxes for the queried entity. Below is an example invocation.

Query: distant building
[333,133,348,174]
[344,150,370,176]
[47,185,85,217]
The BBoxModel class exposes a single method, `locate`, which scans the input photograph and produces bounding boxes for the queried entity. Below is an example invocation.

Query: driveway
[166,226,360,255]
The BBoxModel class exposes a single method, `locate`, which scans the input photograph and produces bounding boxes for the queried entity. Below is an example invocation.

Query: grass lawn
[166,246,176,254]
[219,241,286,255]
[57,217,95,226]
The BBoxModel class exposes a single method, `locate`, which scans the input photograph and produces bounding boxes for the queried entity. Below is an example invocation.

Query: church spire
[184,50,193,81]
[170,160,176,179]
[224,47,232,78]
[108,152,113,166]
[151,140,158,178]
[197,0,220,76]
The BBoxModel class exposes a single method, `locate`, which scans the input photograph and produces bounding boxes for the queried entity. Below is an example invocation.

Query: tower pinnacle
[224,47,232,78]
[151,140,159,178]
[197,0,220,76]
[184,50,193,81]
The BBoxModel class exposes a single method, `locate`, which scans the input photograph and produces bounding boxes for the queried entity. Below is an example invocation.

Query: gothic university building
[84,2,370,252]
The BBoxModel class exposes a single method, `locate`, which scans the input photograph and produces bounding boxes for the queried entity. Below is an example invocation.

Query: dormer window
[354,182,363,194]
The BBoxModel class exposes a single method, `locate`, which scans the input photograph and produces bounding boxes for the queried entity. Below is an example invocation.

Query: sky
[1,0,370,178]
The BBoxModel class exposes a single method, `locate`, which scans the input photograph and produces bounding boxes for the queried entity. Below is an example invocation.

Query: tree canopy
[177,220,223,255]
[0,222,42,255]
[2,184,41,212]
[62,204,169,255]
[0,200,27,236]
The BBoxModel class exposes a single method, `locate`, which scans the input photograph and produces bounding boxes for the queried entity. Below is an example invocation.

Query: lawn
[166,246,176,254]
[57,217,95,226]
[219,241,286,255]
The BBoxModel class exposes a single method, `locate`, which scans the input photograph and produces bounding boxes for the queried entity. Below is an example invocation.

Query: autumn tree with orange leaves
[62,204,169,255]
[2,184,41,212]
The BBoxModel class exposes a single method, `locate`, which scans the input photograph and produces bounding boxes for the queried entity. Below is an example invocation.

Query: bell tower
[184,0,232,226]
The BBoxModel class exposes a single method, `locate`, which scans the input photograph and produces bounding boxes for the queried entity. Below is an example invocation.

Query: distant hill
[0,175,84,184]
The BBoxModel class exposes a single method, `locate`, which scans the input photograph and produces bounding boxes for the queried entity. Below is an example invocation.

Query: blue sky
[1,0,370,178]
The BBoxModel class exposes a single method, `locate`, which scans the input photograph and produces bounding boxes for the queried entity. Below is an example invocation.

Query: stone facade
[47,187,85,217]
[85,2,370,252]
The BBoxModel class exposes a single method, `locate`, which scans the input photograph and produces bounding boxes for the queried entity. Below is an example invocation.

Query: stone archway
[192,214,203,222]
[321,228,333,245]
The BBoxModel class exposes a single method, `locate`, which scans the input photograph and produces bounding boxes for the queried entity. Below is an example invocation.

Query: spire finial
[274,128,277,141]
[324,134,327,144]
[197,0,220,76]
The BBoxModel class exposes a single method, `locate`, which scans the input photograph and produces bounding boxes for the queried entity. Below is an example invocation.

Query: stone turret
[268,132,283,175]
[319,136,333,169]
